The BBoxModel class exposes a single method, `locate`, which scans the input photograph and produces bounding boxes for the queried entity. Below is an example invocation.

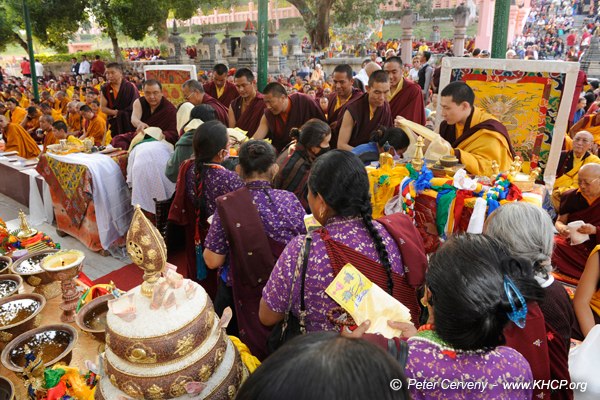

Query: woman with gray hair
[484,202,575,400]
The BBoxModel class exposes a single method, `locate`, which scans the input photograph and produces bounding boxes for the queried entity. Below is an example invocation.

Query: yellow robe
[4,123,41,159]
[51,110,67,124]
[580,117,600,145]
[18,97,29,109]
[453,107,514,176]
[42,130,58,153]
[67,113,82,133]
[552,152,600,209]
[83,116,106,146]
[10,106,27,124]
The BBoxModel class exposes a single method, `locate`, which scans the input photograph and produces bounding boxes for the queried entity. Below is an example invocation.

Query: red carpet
[91,248,190,292]
[92,263,143,291]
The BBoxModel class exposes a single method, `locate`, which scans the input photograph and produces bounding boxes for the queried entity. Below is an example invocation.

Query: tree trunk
[288,0,333,51]
[312,0,333,51]
[13,32,29,52]
[111,36,123,63]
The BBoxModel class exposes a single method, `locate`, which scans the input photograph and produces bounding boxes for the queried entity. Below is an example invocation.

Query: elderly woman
[260,150,426,336]
[485,202,575,400]
[274,119,332,211]
[351,234,538,399]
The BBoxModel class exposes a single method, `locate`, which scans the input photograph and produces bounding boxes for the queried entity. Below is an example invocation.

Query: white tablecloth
[46,152,132,249]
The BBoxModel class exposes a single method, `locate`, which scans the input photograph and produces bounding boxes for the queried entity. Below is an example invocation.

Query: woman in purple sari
[259,150,426,334]
[204,140,306,360]
[168,120,243,298]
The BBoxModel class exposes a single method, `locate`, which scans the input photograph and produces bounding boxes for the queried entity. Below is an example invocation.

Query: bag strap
[281,233,312,330]
[387,338,409,371]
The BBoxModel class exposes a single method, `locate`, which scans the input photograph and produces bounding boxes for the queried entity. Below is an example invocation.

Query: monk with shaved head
[554,162,600,281]
[553,130,600,209]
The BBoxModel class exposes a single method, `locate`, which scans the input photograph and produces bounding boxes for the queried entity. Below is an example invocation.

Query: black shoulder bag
[267,234,312,353]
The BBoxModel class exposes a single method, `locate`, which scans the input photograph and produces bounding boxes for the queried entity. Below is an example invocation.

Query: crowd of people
[1,3,600,397]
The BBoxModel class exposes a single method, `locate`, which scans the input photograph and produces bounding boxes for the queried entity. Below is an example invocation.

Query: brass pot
[0,256,12,275]
[0,323,78,373]
[0,275,23,299]
[0,293,45,349]
[10,249,59,287]
[76,294,113,342]
[0,375,15,400]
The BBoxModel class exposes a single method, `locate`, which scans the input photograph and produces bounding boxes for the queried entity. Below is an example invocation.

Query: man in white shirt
[78,55,91,77]
[34,59,44,79]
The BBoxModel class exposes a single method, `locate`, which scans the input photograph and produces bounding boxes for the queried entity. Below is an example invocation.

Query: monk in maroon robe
[228,67,265,136]
[182,79,229,126]
[326,64,362,131]
[553,164,600,280]
[384,56,426,125]
[336,70,393,150]
[254,83,326,152]
[111,80,177,149]
[100,62,139,137]
[203,63,239,108]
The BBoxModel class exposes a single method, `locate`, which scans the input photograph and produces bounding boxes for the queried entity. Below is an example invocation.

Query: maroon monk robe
[101,79,139,137]
[552,189,600,280]
[335,92,393,148]
[264,92,326,152]
[230,93,265,136]
[389,79,426,125]
[168,159,218,299]
[202,93,229,126]
[504,302,552,400]
[204,80,239,108]
[111,96,178,149]
[326,88,362,129]
[215,187,286,360]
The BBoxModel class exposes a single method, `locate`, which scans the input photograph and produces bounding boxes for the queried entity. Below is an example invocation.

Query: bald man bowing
[253,82,326,152]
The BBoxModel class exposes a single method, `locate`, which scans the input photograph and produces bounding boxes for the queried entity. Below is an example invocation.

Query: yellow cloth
[19,97,29,109]
[582,118,600,145]
[553,153,600,194]
[367,163,409,218]
[216,85,224,99]
[564,135,573,151]
[54,98,69,114]
[387,79,404,102]
[51,109,67,124]
[10,106,27,124]
[454,107,513,176]
[3,123,40,158]
[83,116,106,146]
[104,129,112,146]
[229,335,261,373]
[42,130,58,153]
[590,246,600,317]
[67,113,82,133]
[50,365,95,400]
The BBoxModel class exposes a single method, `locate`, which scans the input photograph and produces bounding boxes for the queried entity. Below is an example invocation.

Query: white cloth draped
[126,141,175,214]
[47,152,132,249]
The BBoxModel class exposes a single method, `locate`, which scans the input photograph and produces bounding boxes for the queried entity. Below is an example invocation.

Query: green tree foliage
[0,0,87,53]
[288,0,432,51]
